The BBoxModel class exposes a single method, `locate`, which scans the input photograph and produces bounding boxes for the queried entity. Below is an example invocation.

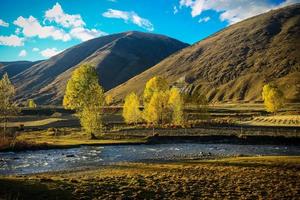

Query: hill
[0,61,42,78]
[11,31,188,104]
[108,4,300,103]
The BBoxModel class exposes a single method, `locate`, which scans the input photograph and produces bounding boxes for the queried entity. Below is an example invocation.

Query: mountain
[108,4,300,104]
[0,61,43,78]
[11,31,188,104]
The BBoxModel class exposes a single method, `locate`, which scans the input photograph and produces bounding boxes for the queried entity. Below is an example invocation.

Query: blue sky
[0,0,298,61]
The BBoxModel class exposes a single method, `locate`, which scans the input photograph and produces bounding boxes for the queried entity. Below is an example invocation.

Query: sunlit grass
[241,115,300,126]
[1,117,66,127]
[1,156,299,199]
[17,129,147,147]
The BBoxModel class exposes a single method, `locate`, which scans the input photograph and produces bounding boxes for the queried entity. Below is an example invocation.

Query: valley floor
[0,156,299,199]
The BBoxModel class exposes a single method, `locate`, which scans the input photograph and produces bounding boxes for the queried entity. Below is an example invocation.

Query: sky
[0,0,299,61]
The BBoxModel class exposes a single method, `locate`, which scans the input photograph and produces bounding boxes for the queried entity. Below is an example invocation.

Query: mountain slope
[12,31,188,104]
[0,61,42,78]
[108,4,300,103]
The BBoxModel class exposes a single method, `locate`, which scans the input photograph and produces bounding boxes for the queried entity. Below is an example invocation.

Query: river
[1,143,300,175]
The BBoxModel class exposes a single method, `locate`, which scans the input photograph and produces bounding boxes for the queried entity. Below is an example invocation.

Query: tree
[105,94,113,106]
[123,92,141,124]
[143,76,168,105]
[168,88,184,126]
[262,84,284,113]
[0,73,19,138]
[63,64,104,135]
[28,99,37,108]
[63,64,102,110]
[143,90,170,125]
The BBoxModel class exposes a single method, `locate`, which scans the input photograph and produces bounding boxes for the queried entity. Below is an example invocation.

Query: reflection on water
[0,143,299,175]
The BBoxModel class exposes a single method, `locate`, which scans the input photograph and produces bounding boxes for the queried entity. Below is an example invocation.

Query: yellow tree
[0,73,19,137]
[123,92,141,124]
[105,94,113,106]
[28,99,37,108]
[63,64,104,135]
[63,64,102,110]
[143,76,169,105]
[143,91,170,125]
[262,84,284,113]
[168,88,184,126]
[79,84,104,134]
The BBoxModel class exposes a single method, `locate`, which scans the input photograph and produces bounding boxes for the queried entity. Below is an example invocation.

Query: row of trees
[0,63,286,138]
[61,64,286,135]
[123,76,185,126]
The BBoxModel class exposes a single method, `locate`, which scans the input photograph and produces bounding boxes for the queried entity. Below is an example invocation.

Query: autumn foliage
[63,64,104,134]
[262,84,284,113]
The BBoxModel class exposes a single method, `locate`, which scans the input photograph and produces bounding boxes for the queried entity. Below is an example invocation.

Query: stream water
[1,143,300,175]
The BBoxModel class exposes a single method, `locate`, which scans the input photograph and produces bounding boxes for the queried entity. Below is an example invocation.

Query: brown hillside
[108,4,300,104]
[11,31,188,104]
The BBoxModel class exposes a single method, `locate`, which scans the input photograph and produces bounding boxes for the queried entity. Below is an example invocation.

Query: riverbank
[1,156,299,199]
[1,125,300,152]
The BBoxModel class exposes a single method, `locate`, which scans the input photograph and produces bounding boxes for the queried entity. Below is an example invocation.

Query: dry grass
[16,129,147,147]
[1,117,66,128]
[108,5,300,104]
[242,115,300,127]
[0,156,299,199]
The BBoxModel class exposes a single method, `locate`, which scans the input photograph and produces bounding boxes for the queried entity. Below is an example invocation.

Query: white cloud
[45,3,85,28]
[103,9,154,31]
[44,3,106,41]
[19,49,27,57]
[198,16,210,23]
[0,19,9,27]
[32,47,40,52]
[0,35,24,46]
[40,48,62,58]
[70,27,107,41]
[173,6,178,14]
[179,0,300,24]
[14,16,71,41]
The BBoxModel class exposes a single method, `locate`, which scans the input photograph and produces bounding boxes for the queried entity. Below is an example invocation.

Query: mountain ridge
[8,31,188,104]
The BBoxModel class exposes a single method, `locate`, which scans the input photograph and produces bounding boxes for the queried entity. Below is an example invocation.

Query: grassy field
[1,104,299,151]
[0,129,147,151]
[241,115,300,127]
[17,129,147,146]
[0,156,299,199]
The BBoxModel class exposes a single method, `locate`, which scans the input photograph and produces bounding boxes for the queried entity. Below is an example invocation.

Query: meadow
[1,104,299,199]
[1,156,299,199]
[1,104,300,151]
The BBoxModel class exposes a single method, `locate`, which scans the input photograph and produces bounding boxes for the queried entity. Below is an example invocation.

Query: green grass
[1,156,299,199]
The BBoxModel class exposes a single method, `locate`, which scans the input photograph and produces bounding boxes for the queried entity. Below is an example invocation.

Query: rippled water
[1,143,300,175]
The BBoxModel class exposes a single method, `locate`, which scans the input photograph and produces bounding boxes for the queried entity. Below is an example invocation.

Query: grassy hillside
[11,31,188,104]
[0,60,42,78]
[108,4,300,104]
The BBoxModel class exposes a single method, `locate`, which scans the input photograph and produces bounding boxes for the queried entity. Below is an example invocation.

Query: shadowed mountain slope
[108,4,300,104]
[11,31,188,104]
[0,61,43,78]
